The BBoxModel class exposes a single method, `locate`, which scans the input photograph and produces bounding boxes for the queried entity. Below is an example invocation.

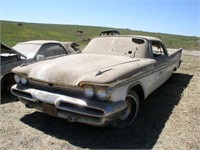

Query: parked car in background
[1,43,26,99]
[1,40,75,103]
[11,35,182,127]
[99,30,120,36]
[13,40,76,61]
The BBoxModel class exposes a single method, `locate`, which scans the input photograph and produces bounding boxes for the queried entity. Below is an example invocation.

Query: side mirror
[36,54,45,61]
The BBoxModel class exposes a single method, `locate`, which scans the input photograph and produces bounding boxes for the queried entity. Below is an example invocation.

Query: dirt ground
[0,54,200,150]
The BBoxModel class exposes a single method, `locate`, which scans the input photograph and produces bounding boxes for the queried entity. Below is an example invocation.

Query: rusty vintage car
[11,35,182,128]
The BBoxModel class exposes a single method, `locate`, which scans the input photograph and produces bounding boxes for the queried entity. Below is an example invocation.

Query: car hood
[12,54,154,86]
[1,42,27,58]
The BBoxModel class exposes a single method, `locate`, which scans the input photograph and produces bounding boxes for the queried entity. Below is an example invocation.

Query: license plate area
[42,103,58,116]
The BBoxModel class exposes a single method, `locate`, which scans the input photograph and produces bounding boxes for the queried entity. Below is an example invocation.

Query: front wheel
[112,90,140,128]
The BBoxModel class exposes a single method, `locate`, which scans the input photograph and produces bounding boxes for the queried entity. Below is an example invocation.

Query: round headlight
[14,74,20,83]
[95,87,109,101]
[20,76,28,85]
[83,85,94,98]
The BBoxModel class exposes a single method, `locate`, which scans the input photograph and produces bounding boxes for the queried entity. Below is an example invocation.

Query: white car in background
[1,40,76,102]
[13,40,76,61]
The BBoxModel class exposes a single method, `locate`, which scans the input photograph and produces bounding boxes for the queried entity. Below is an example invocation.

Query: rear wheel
[112,90,140,128]
[1,74,15,94]
[1,74,17,104]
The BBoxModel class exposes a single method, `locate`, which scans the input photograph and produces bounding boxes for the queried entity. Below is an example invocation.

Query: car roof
[132,35,162,42]
[17,40,64,45]
[100,30,120,34]
[94,35,162,42]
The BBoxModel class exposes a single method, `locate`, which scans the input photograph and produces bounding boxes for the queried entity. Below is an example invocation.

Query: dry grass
[0,54,199,149]
[153,55,200,149]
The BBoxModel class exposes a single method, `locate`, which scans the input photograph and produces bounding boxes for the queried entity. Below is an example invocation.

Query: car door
[150,41,171,90]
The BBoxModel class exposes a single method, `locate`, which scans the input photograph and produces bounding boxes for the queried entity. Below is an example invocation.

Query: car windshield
[13,43,41,59]
[83,36,149,58]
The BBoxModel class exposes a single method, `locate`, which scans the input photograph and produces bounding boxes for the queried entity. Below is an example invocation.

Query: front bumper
[11,84,127,126]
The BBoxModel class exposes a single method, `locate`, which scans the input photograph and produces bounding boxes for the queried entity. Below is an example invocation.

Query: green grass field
[1,20,199,50]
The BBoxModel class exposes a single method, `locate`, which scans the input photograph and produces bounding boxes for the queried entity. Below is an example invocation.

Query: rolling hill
[1,20,199,50]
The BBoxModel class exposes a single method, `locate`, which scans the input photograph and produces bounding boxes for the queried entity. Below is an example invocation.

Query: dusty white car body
[11,35,182,127]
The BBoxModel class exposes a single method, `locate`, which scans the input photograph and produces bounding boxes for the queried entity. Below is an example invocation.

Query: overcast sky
[1,0,200,37]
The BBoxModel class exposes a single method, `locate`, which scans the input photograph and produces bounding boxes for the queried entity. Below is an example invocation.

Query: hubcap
[118,98,132,120]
